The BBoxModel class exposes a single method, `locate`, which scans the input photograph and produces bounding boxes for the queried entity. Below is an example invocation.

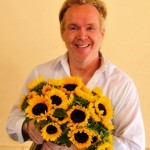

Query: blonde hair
[59,0,107,31]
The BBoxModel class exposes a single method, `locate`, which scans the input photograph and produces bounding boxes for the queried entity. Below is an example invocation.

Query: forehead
[63,5,101,25]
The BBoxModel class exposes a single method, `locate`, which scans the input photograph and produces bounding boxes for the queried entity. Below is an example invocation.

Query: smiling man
[61,4,105,84]
[6,0,145,150]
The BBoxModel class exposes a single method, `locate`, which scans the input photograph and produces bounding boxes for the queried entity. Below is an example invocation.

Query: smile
[75,44,90,48]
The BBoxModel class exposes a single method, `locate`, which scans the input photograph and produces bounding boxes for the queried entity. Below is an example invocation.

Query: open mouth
[75,44,90,48]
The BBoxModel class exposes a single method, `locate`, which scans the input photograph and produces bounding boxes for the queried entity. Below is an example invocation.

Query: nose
[77,28,87,40]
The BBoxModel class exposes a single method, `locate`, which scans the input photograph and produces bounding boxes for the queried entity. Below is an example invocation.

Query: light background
[0,0,150,149]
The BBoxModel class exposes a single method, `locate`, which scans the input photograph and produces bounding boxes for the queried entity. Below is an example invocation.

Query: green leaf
[21,97,28,111]
[34,120,39,128]
[24,117,31,123]
[69,95,89,108]
[56,134,72,147]
[41,117,51,127]
[53,108,67,118]
[86,145,97,150]
[31,82,46,94]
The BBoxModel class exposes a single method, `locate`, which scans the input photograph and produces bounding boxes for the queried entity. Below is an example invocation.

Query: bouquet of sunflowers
[18,76,114,150]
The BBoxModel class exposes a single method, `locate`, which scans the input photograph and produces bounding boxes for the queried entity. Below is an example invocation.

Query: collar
[59,51,106,75]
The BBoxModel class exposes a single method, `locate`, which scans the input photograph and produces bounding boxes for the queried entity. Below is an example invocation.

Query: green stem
[29,142,42,150]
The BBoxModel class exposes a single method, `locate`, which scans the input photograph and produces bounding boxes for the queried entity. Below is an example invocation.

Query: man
[6,0,145,149]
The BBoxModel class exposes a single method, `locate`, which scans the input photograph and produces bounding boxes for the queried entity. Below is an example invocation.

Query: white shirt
[6,53,145,150]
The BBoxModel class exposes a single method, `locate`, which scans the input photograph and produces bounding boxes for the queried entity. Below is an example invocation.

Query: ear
[101,28,105,38]
[60,28,65,41]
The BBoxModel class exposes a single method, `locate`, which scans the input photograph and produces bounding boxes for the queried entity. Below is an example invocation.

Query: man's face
[61,4,105,62]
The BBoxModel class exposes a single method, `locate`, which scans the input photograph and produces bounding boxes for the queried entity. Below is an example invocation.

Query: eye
[70,27,76,30]
[68,26,78,31]
[87,26,95,31]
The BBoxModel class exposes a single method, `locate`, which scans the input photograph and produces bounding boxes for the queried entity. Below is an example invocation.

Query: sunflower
[67,93,74,105]
[18,95,26,109]
[92,87,103,97]
[95,97,113,120]
[90,130,101,145]
[75,88,95,103]
[27,76,45,91]
[68,127,92,149]
[101,119,114,130]
[88,103,101,122]
[81,84,93,95]
[46,89,68,109]
[27,91,38,99]
[108,133,113,144]
[61,76,83,94]
[48,78,63,87]
[97,142,112,150]
[41,122,62,142]
[67,105,89,127]
[50,108,68,125]
[42,84,52,95]
[25,95,51,122]
[106,146,113,150]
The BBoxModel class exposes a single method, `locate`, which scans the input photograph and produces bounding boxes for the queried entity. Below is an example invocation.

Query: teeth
[77,44,89,48]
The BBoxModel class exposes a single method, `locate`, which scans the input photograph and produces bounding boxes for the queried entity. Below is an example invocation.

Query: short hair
[59,0,107,24]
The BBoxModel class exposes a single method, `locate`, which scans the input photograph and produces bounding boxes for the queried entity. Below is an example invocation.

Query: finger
[27,121,44,144]
[42,142,55,150]
[29,131,44,144]
[45,142,64,150]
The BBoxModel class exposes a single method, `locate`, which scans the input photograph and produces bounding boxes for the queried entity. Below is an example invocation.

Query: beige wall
[0,0,150,149]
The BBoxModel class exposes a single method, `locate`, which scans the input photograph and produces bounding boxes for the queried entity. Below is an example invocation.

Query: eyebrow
[67,23,95,27]
[67,24,78,27]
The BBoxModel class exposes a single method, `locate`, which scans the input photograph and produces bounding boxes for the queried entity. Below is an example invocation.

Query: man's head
[59,0,107,64]
[59,0,107,31]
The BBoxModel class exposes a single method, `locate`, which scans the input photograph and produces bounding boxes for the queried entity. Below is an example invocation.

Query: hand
[22,120,44,144]
[42,141,78,150]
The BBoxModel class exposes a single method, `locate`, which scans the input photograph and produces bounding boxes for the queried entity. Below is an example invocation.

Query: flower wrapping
[18,76,114,150]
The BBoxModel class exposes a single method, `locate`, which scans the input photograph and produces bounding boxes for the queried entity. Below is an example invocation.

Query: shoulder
[27,54,66,80]
[103,60,139,106]
[36,55,63,71]
[104,61,137,93]
[104,60,132,82]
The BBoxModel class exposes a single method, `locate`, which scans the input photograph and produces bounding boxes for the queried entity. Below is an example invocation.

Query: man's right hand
[22,120,44,144]
[42,142,78,150]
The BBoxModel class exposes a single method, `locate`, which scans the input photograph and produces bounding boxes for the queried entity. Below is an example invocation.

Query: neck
[68,55,101,84]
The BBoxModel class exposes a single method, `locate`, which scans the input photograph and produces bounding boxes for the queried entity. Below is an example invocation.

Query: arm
[6,68,40,143]
[6,102,44,144]
[6,65,76,149]
[6,104,27,143]
[112,79,145,150]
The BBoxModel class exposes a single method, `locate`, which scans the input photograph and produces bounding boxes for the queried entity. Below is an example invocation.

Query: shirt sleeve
[6,57,63,143]
[112,79,145,150]
[6,68,38,143]
[6,104,26,143]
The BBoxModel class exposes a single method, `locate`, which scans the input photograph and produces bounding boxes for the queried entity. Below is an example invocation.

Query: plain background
[0,0,150,149]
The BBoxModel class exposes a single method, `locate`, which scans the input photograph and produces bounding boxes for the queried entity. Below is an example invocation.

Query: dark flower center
[46,125,58,134]
[71,109,86,123]
[63,84,77,91]
[92,136,98,143]
[74,131,88,143]
[98,104,106,116]
[32,103,48,115]
[50,95,62,106]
